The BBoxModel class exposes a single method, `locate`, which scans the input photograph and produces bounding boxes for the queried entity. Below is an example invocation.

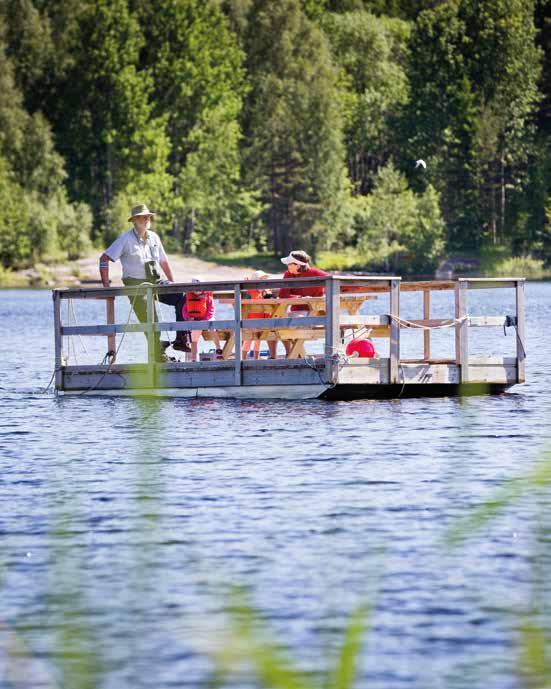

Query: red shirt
[279,266,329,310]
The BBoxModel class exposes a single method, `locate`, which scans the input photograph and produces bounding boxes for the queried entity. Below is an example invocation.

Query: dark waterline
[1,285,549,688]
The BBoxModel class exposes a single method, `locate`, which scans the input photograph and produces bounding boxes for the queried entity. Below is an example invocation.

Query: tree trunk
[491,173,497,245]
[105,141,113,208]
[500,156,506,242]
[182,208,196,253]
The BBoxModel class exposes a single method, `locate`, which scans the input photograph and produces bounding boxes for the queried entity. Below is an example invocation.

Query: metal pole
[389,279,400,384]
[53,291,63,390]
[515,280,526,383]
[146,287,155,387]
[234,284,242,386]
[423,290,431,361]
[106,297,116,363]
[325,277,340,385]
[455,281,469,383]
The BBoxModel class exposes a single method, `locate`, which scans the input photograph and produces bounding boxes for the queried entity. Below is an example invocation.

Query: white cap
[191,276,203,283]
[253,270,271,279]
[281,254,308,267]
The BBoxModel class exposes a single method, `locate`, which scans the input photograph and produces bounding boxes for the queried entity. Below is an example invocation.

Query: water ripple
[0,286,549,688]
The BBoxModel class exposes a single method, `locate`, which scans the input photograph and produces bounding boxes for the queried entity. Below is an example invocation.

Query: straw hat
[128,203,156,221]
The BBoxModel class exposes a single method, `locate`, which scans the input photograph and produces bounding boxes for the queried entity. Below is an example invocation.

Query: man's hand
[99,253,111,287]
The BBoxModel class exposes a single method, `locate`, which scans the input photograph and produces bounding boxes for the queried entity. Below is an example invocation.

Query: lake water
[1,284,550,688]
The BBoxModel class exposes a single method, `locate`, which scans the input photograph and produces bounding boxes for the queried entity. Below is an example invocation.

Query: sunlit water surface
[1,284,550,689]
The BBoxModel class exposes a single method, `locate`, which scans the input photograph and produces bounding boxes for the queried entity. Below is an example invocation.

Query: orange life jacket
[186,291,210,319]
[244,287,271,318]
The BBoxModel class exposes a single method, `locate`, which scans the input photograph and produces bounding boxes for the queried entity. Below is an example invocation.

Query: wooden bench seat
[202,322,391,360]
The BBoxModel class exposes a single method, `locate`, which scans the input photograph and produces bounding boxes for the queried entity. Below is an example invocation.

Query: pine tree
[402,0,541,250]
[53,0,171,236]
[243,0,349,255]
[323,10,410,195]
[136,0,256,252]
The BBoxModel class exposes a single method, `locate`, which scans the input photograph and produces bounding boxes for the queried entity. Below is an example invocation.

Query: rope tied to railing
[387,314,469,330]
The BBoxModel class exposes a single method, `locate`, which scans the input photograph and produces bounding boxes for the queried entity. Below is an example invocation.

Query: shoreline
[1,252,544,289]
[0,252,256,289]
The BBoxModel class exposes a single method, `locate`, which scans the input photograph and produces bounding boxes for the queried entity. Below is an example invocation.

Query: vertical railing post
[389,279,400,384]
[325,277,341,385]
[234,284,242,386]
[53,290,63,391]
[146,286,155,386]
[423,289,431,362]
[516,279,526,383]
[106,297,116,363]
[455,280,469,383]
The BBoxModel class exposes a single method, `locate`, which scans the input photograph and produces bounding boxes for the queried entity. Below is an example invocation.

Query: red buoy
[345,338,376,358]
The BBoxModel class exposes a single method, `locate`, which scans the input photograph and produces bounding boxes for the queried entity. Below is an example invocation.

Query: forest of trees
[0,0,549,274]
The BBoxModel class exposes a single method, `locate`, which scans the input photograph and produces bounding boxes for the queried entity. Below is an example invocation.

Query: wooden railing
[53,276,526,389]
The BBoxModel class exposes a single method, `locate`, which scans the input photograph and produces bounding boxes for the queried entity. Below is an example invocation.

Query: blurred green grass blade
[446,452,551,546]
[246,643,314,689]
[57,613,104,689]
[325,605,369,689]
[518,617,551,687]
[215,598,316,689]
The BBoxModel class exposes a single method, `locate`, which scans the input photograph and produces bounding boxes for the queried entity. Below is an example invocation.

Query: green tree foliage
[400,3,478,247]
[53,0,171,237]
[323,10,410,194]
[136,0,258,252]
[356,163,445,273]
[510,0,551,261]
[0,0,548,272]
[402,0,542,251]
[243,0,350,256]
[0,0,55,97]
[0,36,90,268]
[0,154,32,268]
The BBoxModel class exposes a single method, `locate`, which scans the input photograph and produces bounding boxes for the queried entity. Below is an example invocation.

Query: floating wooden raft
[52,276,526,400]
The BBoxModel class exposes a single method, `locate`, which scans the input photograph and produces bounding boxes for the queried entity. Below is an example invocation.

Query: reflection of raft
[52,276,526,400]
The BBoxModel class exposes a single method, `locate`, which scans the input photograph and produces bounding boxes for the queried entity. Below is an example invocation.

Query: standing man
[99,203,190,362]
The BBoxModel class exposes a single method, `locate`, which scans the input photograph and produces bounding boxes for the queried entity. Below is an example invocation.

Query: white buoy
[415,159,427,170]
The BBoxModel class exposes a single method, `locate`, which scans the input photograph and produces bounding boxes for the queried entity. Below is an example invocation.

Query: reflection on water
[0,285,550,688]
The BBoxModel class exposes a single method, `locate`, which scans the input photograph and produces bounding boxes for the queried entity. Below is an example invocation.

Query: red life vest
[186,291,210,319]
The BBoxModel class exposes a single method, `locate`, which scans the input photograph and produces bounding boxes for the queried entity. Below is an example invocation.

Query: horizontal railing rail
[57,275,401,301]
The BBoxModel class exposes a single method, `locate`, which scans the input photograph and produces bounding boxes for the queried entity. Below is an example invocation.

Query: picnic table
[204,294,377,359]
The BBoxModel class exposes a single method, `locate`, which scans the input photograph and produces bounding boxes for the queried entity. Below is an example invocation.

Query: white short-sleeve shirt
[104,228,167,280]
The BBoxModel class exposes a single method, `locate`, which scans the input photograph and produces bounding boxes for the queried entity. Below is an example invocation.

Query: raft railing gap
[52,276,526,398]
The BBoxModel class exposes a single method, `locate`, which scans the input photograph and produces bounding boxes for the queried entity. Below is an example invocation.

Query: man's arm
[99,253,113,287]
[159,259,175,282]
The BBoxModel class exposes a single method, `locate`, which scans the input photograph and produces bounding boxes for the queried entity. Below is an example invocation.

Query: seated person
[279,250,328,311]
[242,270,277,360]
[278,251,329,357]
[182,277,222,362]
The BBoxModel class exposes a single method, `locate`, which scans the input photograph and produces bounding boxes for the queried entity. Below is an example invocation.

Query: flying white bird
[415,159,427,170]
